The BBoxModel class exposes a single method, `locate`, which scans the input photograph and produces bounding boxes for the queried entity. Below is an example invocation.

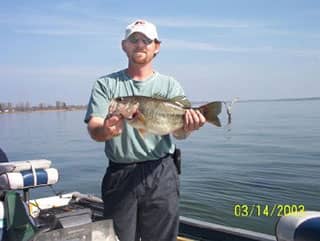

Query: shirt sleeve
[84,78,110,123]
[166,77,192,108]
[166,77,185,99]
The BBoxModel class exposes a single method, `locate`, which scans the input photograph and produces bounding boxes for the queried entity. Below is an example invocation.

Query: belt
[108,153,171,168]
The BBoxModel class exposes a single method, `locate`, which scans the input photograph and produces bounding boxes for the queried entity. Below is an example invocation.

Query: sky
[1,0,320,105]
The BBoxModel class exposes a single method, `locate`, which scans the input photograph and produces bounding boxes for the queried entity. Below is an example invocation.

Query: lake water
[1,99,320,235]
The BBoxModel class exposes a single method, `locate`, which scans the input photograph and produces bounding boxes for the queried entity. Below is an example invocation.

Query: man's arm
[87,115,124,142]
[173,109,206,139]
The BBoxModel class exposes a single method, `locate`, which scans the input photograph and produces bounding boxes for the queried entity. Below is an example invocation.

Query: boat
[0,159,319,241]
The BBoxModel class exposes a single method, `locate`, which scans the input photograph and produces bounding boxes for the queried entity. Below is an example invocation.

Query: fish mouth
[126,111,138,120]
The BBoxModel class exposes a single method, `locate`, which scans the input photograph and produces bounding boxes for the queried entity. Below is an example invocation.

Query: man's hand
[173,109,206,139]
[103,115,124,137]
[184,109,206,132]
[87,115,124,142]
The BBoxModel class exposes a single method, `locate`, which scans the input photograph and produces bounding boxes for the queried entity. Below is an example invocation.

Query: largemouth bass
[108,95,226,136]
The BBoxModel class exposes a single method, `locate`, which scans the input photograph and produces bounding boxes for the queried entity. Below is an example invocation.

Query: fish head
[109,96,140,120]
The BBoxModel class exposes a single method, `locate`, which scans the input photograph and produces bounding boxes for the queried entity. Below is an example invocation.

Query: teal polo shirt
[84,69,184,163]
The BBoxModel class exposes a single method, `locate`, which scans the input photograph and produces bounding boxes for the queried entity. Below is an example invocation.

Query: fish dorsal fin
[151,94,191,107]
[151,93,167,100]
[170,96,191,108]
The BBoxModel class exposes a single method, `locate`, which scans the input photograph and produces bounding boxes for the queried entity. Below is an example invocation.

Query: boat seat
[0,160,59,241]
[0,160,59,191]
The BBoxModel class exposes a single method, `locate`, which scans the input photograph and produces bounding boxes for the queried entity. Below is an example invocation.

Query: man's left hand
[184,109,206,132]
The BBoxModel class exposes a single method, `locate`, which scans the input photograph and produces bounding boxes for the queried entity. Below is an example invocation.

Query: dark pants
[101,155,180,241]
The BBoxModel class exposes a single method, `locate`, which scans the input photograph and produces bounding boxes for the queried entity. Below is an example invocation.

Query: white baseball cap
[124,19,161,42]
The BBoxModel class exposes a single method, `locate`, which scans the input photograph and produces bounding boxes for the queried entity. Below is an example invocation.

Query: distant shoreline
[0,107,86,115]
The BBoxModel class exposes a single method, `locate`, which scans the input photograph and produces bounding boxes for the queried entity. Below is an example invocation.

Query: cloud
[0,12,120,37]
[162,38,256,52]
[162,38,320,57]
[154,18,250,29]
[13,29,107,36]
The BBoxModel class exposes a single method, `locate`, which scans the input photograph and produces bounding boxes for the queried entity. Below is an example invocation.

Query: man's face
[122,32,160,65]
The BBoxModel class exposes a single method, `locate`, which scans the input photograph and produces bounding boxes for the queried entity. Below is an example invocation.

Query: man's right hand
[103,115,124,137]
[87,115,124,142]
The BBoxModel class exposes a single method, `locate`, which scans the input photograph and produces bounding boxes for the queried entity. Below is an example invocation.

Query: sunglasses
[127,35,153,45]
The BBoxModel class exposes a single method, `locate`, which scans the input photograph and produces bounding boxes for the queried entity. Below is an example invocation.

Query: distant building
[56,101,67,109]
[39,103,47,110]
[0,102,13,112]
[0,103,4,112]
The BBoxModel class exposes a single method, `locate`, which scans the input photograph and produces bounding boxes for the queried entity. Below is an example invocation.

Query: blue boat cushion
[276,211,320,241]
[0,168,59,190]
[294,217,320,241]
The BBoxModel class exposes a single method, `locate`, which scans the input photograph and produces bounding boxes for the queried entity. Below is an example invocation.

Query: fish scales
[139,100,184,134]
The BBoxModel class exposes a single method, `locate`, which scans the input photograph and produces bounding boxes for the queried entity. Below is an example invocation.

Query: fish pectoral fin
[135,111,146,125]
[131,112,148,138]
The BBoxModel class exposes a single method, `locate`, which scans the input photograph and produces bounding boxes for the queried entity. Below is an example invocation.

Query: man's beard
[131,50,152,64]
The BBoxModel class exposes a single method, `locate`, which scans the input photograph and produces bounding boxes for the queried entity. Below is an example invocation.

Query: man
[84,19,205,241]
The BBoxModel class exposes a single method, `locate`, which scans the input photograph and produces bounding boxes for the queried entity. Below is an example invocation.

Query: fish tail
[197,102,222,127]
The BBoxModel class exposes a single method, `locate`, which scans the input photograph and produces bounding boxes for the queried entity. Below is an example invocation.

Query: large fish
[108,95,226,136]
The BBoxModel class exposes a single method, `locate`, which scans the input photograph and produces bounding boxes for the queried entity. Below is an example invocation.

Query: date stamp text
[233,204,305,217]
